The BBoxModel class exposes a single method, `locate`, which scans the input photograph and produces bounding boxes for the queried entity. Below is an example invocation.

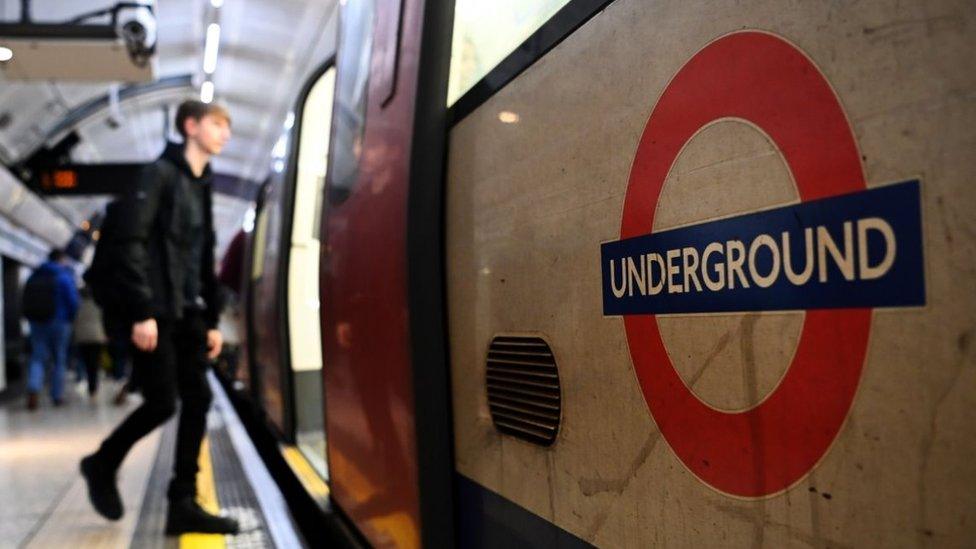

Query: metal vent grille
[486,335,561,446]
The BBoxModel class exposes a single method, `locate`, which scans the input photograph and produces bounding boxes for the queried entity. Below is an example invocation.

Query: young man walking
[24,249,79,409]
[80,100,238,535]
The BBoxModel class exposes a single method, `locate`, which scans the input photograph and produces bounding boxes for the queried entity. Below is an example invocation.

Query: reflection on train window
[327,0,374,204]
[288,65,336,479]
[447,0,572,105]
[251,208,270,280]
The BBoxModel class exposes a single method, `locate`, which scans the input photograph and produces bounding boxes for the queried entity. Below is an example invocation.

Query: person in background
[87,198,136,406]
[73,287,106,399]
[23,249,79,409]
[105,314,134,406]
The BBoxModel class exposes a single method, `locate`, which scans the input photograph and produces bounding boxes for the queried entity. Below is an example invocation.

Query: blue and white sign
[601,180,924,315]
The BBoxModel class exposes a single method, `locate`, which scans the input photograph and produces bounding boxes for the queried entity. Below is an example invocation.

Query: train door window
[448,0,572,105]
[288,66,336,479]
[326,0,374,204]
[251,208,270,280]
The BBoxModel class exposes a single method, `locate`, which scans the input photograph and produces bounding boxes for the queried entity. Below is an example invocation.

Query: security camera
[115,4,157,68]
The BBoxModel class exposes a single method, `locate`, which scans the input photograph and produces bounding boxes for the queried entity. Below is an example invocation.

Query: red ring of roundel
[621,31,870,497]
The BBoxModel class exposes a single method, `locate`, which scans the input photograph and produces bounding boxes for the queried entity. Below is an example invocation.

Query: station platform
[0,371,308,548]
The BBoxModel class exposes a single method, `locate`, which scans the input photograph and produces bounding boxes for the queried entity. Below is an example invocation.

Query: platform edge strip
[208,371,305,549]
[180,436,225,549]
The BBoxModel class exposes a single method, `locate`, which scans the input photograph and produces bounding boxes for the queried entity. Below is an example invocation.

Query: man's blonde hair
[175,100,231,139]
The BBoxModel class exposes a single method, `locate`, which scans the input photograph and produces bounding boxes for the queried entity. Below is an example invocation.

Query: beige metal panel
[445,0,975,546]
[0,39,156,82]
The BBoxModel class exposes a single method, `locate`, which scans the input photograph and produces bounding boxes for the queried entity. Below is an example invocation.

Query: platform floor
[0,372,304,548]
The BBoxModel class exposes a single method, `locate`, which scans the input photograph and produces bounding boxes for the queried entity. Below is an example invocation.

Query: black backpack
[23,269,58,321]
[83,199,126,315]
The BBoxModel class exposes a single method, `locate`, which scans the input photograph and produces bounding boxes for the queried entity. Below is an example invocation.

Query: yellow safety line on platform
[180,437,226,549]
[282,445,330,501]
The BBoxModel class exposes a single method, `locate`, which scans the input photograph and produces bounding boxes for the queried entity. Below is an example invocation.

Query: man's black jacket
[114,142,221,328]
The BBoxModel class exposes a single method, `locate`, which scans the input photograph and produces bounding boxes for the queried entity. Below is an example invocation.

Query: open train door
[319,0,455,546]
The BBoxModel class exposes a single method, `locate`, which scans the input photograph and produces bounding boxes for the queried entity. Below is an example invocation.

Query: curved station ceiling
[0,0,338,265]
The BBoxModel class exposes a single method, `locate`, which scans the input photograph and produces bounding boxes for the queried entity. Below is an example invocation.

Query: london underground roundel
[600,32,925,497]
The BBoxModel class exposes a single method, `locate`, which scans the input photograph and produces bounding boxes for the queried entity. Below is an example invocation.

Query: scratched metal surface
[446,0,976,546]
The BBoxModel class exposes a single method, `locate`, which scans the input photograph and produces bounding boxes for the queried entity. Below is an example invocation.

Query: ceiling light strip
[203,23,221,74]
[201,81,215,103]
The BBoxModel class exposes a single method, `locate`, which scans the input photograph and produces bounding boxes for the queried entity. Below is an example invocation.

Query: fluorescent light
[203,23,221,74]
[272,134,288,158]
[201,81,215,103]
[211,0,224,7]
[0,47,12,62]
[283,111,295,130]
[242,208,256,232]
[498,111,520,124]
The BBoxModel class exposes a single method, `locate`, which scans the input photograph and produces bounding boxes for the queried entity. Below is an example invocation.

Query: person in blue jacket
[25,249,79,409]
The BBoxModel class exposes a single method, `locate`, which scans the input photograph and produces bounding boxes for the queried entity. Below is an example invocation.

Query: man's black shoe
[80,454,123,520]
[165,497,239,535]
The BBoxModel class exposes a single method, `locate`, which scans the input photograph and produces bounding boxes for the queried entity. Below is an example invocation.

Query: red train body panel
[318,2,423,545]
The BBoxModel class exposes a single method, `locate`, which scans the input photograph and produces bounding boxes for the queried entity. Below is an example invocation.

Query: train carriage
[232,0,975,546]
[444,1,974,546]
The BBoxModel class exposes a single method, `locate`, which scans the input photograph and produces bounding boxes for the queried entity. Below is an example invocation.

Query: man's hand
[206,329,223,360]
[132,318,158,352]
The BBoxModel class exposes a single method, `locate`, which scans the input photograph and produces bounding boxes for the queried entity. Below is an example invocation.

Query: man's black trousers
[95,311,211,501]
